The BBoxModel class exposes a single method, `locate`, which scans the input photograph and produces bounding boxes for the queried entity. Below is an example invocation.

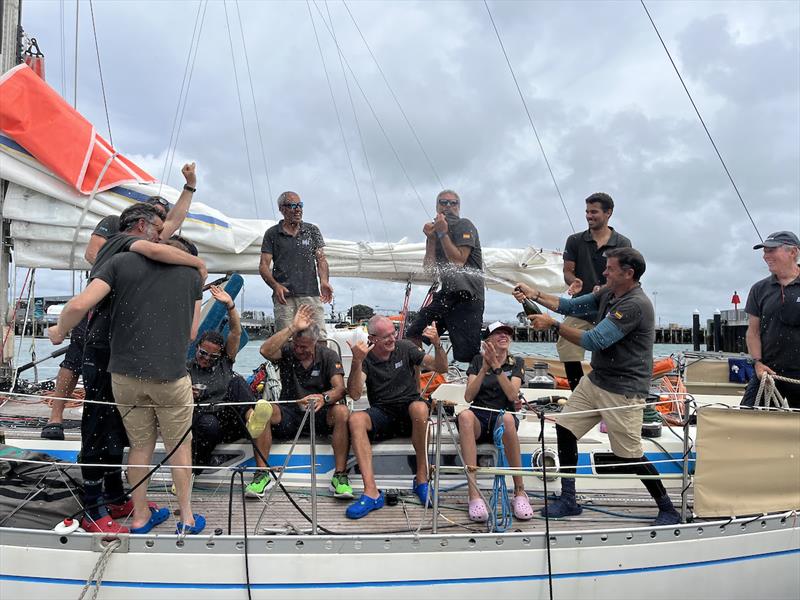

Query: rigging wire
[223,0,261,220]
[639,0,763,242]
[88,0,113,146]
[233,0,276,221]
[73,0,79,109]
[159,0,208,194]
[482,0,575,234]
[59,0,66,97]
[322,1,399,273]
[306,0,373,240]
[341,0,444,190]
[309,1,432,220]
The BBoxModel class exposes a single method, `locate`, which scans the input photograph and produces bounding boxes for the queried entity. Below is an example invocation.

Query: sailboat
[1,1,799,598]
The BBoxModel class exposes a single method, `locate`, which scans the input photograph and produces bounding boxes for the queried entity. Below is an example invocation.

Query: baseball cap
[483,321,514,339]
[753,231,799,249]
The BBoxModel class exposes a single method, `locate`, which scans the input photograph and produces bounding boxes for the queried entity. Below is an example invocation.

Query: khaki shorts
[273,296,327,339]
[111,373,194,449]
[556,377,645,458]
[556,316,594,362]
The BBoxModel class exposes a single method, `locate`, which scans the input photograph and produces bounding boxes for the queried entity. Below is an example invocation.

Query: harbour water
[15,337,704,384]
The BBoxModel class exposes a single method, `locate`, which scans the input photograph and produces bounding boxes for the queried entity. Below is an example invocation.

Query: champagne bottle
[515,286,542,315]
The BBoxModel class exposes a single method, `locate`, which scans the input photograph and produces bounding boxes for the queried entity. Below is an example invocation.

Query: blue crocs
[345,493,385,520]
[129,506,170,534]
[176,514,206,535]
[413,478,434,506]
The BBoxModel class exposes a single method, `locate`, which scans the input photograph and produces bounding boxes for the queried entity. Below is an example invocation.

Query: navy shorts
[272,402,335,440]
[365,401,429,442]
[405,290,483,363]
[458,406,519,444]
[59,315,88,373]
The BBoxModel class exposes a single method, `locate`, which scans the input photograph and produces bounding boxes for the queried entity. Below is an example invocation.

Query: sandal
[176,514,206,535]
[129,506,170,534]
[41,422,65,440]
[468,498,489,522]
[513,494,534,521]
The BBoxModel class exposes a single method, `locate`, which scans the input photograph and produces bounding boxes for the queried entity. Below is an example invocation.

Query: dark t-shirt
[85,233,137,349]
[563,228,632,296]
[362,340,426,406]
[276,344,344,401]
[745,274,800,374]
[466,354,525,410]
[588,285,654,397]
[92,253,202,381]
[93,215,121,239]
[188,354,235,408]
[435,215,484,301]
[260,221,325,297]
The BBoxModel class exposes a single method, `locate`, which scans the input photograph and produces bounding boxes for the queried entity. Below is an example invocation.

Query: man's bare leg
[46,367,79,424]
[409,400,430,484]
[348,412,378,497]
[328,404,350,472]
[168,441,195,527]
[127,442,156,530]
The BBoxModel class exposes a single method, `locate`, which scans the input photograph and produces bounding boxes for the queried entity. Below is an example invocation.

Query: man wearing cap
[559,192,631,390]
[259,191,332,337]
[344,316,448,519]
[742,231,800,408]
[41,162,198,441]
[514,247,680,526]
[406,189,484,363]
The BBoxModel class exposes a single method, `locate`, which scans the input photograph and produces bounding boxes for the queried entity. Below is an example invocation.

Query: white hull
[2,515,798,599]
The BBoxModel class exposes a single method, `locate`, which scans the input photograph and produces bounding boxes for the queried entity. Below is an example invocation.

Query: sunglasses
[147,196,171,211]
[438,199,459,206]
[197,347,222,360]
[281,202,303,210]
[368,332,395,342]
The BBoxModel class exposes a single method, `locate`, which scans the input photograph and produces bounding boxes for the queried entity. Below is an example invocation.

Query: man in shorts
[515,247,680,526]
[345,316,447,519]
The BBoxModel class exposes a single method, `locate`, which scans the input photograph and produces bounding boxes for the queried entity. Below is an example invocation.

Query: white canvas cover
[0,134,566,294]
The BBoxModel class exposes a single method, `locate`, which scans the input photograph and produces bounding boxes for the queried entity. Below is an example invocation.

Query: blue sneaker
[345,493,385,519]
[413,478,434,506]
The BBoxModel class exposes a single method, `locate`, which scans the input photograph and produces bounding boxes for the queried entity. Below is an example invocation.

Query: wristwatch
[183,184,196,193]
[491,367,503,375]
[323,393,331,405]
[551,322,561,334]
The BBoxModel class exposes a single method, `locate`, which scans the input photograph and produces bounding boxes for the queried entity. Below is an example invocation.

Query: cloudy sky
[17,0,800,327]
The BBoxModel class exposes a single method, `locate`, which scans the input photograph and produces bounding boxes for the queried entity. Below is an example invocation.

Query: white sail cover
[0,135,566,294]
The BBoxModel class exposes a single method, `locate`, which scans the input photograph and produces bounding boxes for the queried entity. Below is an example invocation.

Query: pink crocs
[513,494,534,520]
[468,498,489,522]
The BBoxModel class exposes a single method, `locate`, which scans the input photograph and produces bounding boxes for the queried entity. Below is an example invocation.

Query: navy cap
[753,231,800,249]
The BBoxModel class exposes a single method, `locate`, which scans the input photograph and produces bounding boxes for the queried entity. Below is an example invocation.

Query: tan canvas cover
[694,407,800,517]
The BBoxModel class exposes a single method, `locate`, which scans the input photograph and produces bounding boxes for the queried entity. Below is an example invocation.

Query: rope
[77,538,121,600]
[755,373,790,409]
[639,0,762,243]
[774,373,800,385]
[482,0,575,234]
[88,0,113,146]
[488,410,512,532]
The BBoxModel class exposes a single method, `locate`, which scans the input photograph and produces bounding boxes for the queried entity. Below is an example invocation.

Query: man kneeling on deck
[189,285,272,477]
[514,247,680,526]
[345,316,448,519]
[257,305,350,499]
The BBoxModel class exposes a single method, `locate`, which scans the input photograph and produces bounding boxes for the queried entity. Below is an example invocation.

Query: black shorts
[81,345,128,459]
[365,401,428,442]
[59,315,88,373]
[458,405,519,444]
[405,290,484,362]
[272,403,335,440]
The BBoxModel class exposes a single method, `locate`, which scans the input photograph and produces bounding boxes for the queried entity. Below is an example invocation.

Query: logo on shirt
[612,310,623,320]
[311,369,320,376]
[301,239,310,246]
[395,361,403,369]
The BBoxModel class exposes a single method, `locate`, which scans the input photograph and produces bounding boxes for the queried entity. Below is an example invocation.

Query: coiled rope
[488,410,512,532]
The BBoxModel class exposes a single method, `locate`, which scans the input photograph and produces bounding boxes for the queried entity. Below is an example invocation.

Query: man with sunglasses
[42,162,198,441]
[256,305,350,499]
[406,189,484,363]
[344,316,447,519]
[742,231,800,408]
[189,286,273,481]
[514,247,680,526]
[260,191,332,337]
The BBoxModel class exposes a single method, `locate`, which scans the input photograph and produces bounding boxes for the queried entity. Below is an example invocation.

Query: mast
[0,0,22,380]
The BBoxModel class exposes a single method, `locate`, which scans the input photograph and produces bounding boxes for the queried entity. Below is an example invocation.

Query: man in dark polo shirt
[41,163,197,440]
[345,316,448,519]
[406,189,484,363]
[257,304,349,498]
[51,236,205,535]
[514,247,680,526]
[742,231,800,408]
[259,191,332,337]
[559,192,631,390]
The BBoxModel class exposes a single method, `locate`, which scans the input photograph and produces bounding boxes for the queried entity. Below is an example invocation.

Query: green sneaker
[245,470,273,499]
[330,472,354,499]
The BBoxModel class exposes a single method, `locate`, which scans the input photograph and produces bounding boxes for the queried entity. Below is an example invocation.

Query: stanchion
[431,399,444,534]
[308,400,318,535]
[680,397,691,522]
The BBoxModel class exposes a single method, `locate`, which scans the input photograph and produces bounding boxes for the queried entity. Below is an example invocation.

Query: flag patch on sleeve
[462,233,472,239]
